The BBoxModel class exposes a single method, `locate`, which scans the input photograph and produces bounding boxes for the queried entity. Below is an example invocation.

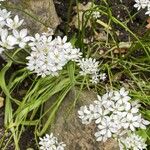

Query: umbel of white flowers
[39,133,66,150]
[134,0,150,16]
[78,87,150,150]
[119,133,147,150]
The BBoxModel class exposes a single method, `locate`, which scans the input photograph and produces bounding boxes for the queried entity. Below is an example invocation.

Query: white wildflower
[64,48,82,62]
[113,87,131,104]
[134,0,148,10]
[119,133,147,150]
[95,106,109,124]
[78,58,99,76]
[99,73,107,81]
[101,90,115,109]
[90,73,100,84]
[39,133,57,150]
[6,15,24,30]
[94,95,103,106]
[95,117,118,142]
[29,33,42,47]
[121,114,141,131]
[78,87,150,144]
[92,11,101,19]
[27,35,82,77]
[134,0,150,16]
[0,29,17,50]
[12,29,31,48]
[0,9,11,21]
[78,104,98,125]
[39,133,66,150]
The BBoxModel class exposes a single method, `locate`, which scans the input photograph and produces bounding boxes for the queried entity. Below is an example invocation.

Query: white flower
[90,73,100,84]
[78,58,99,76]
[41,35,53,46]
[78,88,150,144]
[92,11,101,19]
[134,0,148,10]
[119,133,147,150]
[6,15,24,30]
[95,106,109,124]
[39,133,57,150]
[54,36,68,46]
[0,20,5,29]
[99,73,107,81]
[29,33,42,47]
[95,117,118,142]
[101,90,115,109]
[39,133,66,150]
[113,87,131,104]
[94,95,103,107]
[12,29,31,48]
[0,29,17,50]
[64,48,82,62]
[109,102,126,114]
[27,35,82,77]
[134,0,150,16]
[77,57,103,84]
[0,9,11,21]
[78,104,98,124]
[121,114,141,131]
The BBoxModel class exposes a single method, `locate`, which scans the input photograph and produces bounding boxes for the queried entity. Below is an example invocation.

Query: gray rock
[44,88,119,150]
[7,0,60,33]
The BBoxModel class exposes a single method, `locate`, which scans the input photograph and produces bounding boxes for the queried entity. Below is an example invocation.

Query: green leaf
[0,61,13,126]
[136,129,149,141]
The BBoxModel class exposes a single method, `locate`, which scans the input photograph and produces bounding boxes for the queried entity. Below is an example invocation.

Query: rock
[7,0,60,33]
[44,88,119,150]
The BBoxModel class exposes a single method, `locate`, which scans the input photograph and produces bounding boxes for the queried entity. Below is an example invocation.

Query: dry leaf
[114,48,126,54]
[70,2,93,29]
[0,97,4,108]
[146,17,150,29]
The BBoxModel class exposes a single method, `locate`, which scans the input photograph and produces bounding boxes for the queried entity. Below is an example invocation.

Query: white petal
[107,130,112,138]
[7,35,17,46]
[133,122,140,127]
[127,113,133,120]
[13,30,19,38]
[14,15,19,23]
[130,124,135,131]
[20,29,27,38]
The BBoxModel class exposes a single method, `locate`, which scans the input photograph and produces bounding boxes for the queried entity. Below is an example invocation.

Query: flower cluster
[92,11,101,19]
[0,8,31,54]
[119,133,147,150]
[27,35,82,77]
[134,0,150,16]
[78,58,105,84]
[39,133,66,150]
[78,87,149,149]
